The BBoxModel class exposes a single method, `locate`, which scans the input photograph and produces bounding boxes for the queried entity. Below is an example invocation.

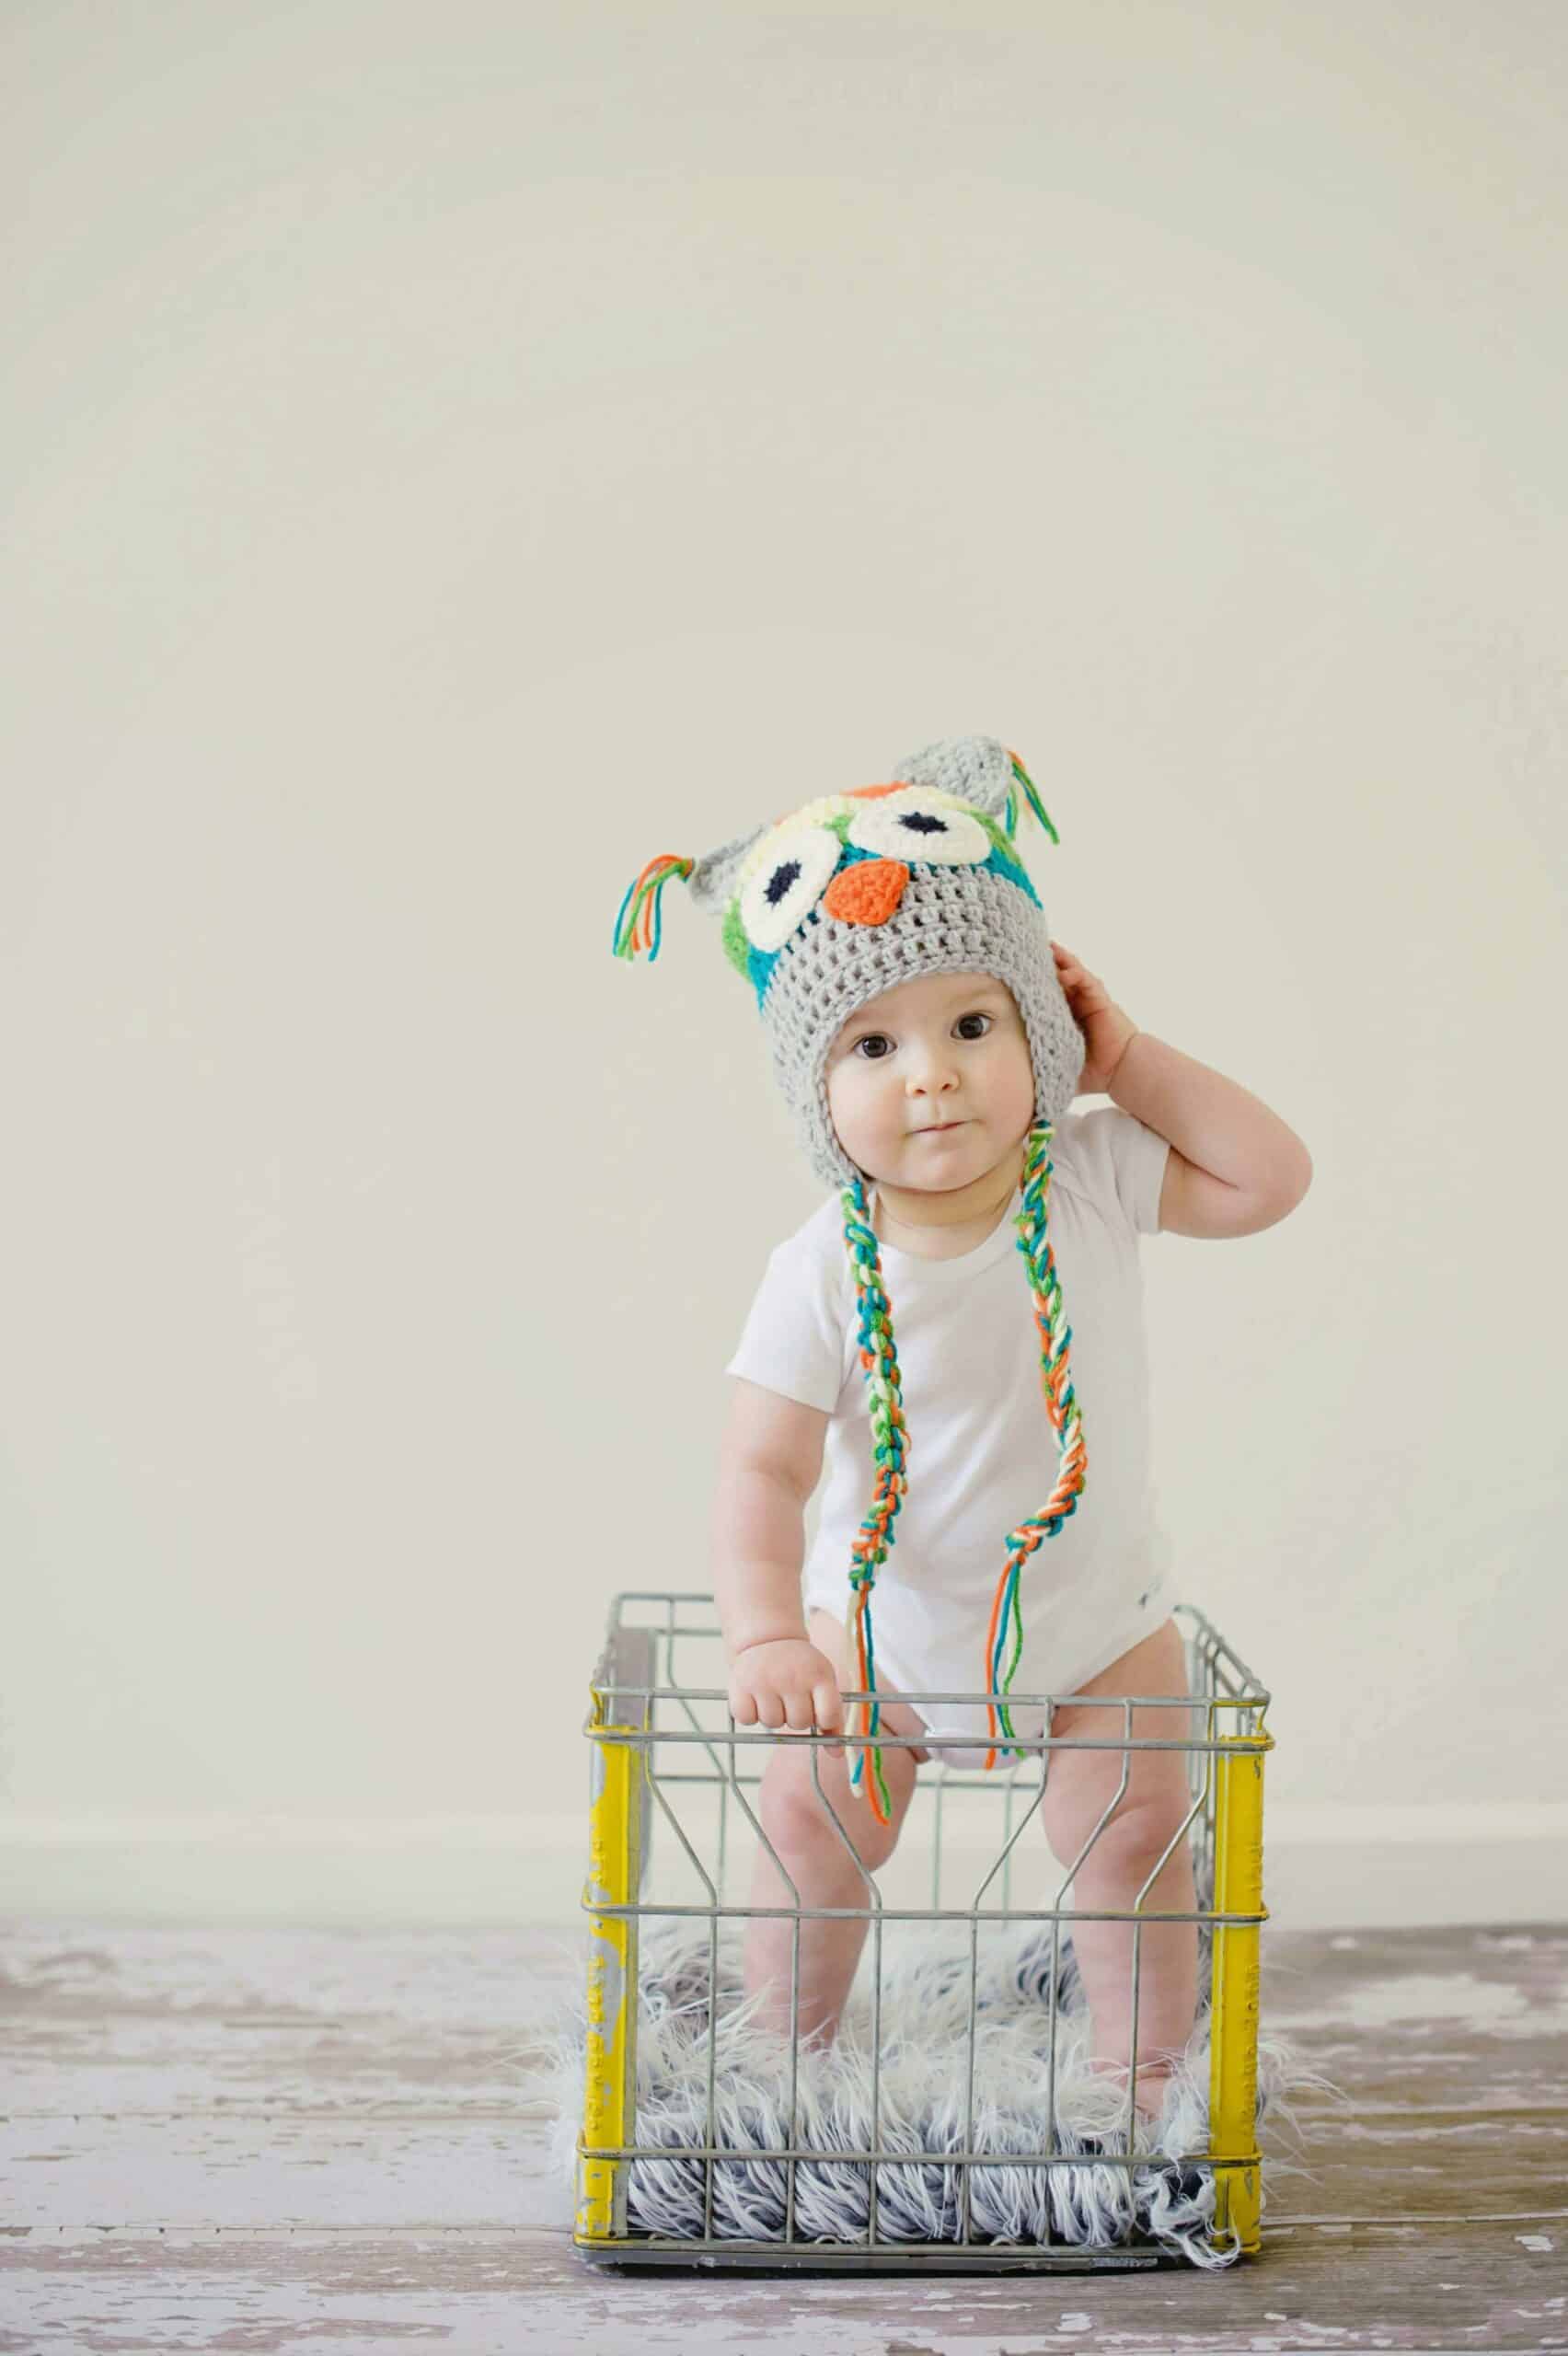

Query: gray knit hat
[611,733,1089,1816]
[612,733,1085,1188]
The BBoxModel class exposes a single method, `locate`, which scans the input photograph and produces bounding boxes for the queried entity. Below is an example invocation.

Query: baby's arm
[712,1376,845,1753]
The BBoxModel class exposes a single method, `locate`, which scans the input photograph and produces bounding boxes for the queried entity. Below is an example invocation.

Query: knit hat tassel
[611,854,695,963]
[846,1586,894,1824]
[1003,750,1060,848]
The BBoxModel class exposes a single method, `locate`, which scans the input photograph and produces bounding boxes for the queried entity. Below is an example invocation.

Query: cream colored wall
[4,0,1564,1923]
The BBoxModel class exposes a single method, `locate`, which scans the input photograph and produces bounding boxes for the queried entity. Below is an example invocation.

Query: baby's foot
[1087,2055,1177,2123]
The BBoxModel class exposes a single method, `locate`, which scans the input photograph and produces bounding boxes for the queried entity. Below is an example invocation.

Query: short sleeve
[1063,1105,1170,1240]
[723,1230,848,1413]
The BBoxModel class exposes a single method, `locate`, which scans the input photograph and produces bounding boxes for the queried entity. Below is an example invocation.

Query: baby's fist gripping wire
[611,854,695,963]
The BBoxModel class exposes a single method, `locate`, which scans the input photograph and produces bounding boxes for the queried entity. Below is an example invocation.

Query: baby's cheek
[825,1062,879,1148]
[999,1042,1038,1124]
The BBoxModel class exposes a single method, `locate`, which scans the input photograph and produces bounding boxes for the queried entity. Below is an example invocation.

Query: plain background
[4,0,1564,1931]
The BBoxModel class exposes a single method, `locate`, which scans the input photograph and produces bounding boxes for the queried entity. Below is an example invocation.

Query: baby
[614,734,1311,2121]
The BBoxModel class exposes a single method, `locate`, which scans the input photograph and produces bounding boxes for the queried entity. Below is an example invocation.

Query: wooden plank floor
[2,1916,1564,2352]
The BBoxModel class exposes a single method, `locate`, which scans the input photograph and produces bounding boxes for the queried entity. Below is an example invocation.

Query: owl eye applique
[737,824,842,953]
[845,787,991,866]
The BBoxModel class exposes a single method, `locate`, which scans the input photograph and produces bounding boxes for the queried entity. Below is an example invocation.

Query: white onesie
[723,1106,1175,1765]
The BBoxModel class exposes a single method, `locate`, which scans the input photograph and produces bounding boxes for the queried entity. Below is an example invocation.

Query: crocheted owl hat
[612,733,1088,1821]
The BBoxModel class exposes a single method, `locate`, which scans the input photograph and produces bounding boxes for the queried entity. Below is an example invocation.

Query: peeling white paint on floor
[2,1915,1564,2351]
[1268,1969,1568,2038]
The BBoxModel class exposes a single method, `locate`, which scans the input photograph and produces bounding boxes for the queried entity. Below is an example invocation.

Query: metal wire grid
[576,1588,1272,2269]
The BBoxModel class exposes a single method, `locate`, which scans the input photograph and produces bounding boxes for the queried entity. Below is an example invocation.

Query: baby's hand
[1050,939,1139,1096]
[728,1638,846,1757]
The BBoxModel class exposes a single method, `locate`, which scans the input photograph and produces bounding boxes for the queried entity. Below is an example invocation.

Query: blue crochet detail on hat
[745,840,1042,1009]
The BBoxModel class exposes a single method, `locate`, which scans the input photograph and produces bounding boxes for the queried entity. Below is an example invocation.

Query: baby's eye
[853,1013,991,1060]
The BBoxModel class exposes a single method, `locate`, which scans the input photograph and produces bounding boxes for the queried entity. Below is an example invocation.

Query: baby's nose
[822,858,909,927]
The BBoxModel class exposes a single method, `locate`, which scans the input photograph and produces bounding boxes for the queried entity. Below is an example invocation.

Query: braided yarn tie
[839,1121,1086,1820]
[837,1179,910,1824]
[983,1122,1087,1765]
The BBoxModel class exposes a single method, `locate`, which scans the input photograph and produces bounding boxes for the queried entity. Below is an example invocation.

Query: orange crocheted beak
[822,857,911,927]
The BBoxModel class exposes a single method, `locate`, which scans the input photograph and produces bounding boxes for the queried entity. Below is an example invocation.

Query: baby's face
[824,969,1036,1193]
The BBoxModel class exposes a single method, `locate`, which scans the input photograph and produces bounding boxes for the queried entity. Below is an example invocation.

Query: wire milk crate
[568,1588,1275,2273]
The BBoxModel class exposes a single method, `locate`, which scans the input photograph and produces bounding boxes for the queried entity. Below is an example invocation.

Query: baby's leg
[741,1606,923,2049]
[1038,1618,1199,2118]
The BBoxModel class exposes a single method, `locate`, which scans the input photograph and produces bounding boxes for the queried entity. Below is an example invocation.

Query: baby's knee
[1043,1762,1192,1876]
[757,1737,914,1872]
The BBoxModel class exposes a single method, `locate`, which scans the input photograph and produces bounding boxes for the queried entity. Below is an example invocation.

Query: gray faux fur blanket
[537,1891,1332,2269]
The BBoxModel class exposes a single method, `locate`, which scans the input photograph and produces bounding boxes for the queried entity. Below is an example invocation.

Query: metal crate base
[574,2241,1167,2273]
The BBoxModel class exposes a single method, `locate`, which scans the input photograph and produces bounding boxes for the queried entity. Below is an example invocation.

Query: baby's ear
[686,821,767,914]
